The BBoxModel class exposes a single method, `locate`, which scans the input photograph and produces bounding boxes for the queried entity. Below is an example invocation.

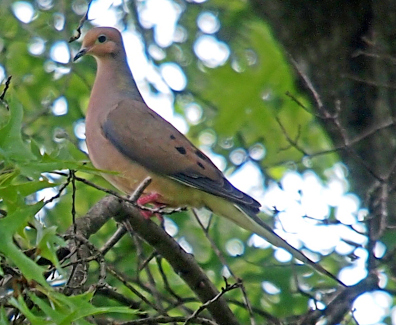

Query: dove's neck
[87,53,144,125]
[91,54,144,107]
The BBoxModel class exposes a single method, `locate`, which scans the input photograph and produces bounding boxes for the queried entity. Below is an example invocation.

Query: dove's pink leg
[137,193,164,221]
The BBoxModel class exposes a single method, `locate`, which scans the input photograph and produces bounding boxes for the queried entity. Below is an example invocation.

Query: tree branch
[68,195,240,325]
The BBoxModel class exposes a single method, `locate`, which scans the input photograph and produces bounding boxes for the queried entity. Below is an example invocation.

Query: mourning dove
[74,27,341,283]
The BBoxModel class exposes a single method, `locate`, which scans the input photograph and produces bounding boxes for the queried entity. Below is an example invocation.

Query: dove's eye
[98,35,107,43]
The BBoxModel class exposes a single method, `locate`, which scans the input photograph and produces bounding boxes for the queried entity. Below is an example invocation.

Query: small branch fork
[184,278,242,325]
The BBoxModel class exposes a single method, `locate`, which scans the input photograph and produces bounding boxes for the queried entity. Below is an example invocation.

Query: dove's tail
[204,194,344,286]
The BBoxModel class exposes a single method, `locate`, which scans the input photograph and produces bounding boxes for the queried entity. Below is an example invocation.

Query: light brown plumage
[74,27,343,284]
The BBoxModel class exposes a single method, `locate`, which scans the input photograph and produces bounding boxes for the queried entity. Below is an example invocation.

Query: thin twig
[100,226,128,256]
[285,90,312,115]
[128,177,152,202]
[69,0,94,43]
[275,116,307,155]
[342,73,396,90]
[106,265,161,311]
[0,75,12,110]
[71,170,77,233]
[96,285,141,310]
[50,171,185,215]
[288,55,324,113]
[156,256,184,302]
[43,173,72,206]
[184,279,241,325]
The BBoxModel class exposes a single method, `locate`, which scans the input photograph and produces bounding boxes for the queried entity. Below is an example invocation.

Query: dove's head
[74,27,125,61]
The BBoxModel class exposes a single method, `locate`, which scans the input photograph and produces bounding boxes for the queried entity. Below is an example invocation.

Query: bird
[73,26,341,284]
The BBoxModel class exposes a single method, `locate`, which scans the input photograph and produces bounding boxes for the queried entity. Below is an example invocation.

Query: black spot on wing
[197,162,205,169]
[175,146,187,154]
[170,134,176,140]
[195,150,207,160]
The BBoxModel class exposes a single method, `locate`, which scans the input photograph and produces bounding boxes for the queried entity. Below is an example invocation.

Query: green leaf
[0,307,9,325]
[0,92,36,162]
[35,223,66,272]
[0,203,48,286]
[27,291,137,324]
[10,296,52,325]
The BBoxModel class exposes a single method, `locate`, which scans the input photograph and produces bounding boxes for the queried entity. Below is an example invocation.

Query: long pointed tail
[204,194,345,286]
[235,204,345,286]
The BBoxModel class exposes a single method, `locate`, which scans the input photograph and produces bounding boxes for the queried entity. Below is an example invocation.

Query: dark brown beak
[73,49,87,61]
